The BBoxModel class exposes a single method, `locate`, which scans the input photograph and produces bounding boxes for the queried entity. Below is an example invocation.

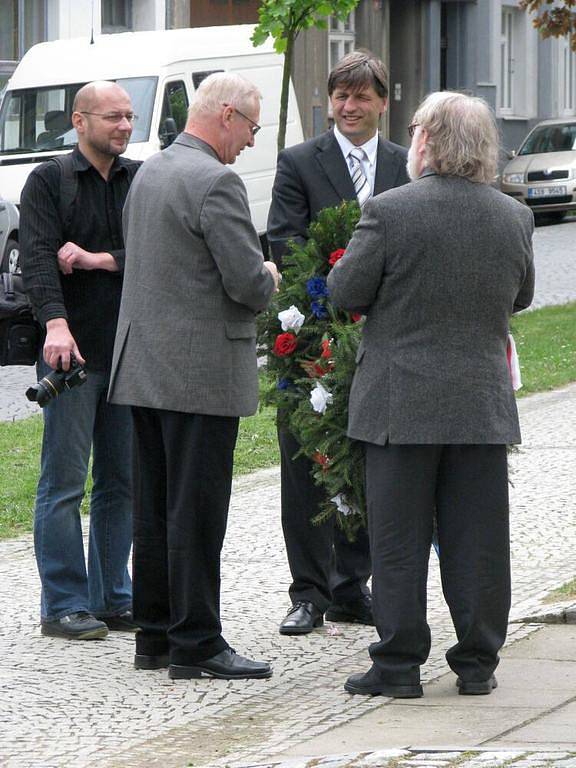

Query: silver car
[0,194,19,272]
[501,118,576,221]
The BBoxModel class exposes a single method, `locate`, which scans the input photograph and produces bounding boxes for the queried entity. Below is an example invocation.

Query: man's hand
[57,242,118,274]
[44,318,85,370]
[264,260,281,292]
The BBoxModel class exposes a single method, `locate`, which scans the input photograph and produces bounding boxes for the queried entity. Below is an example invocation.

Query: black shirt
[19,147,140,372]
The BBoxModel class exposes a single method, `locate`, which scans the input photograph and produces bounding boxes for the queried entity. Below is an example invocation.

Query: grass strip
[512,301,576,396]
[0,301,574,540]
[0,403,279,540]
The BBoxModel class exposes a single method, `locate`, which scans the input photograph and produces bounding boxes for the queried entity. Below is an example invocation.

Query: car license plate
[528,185,567,198]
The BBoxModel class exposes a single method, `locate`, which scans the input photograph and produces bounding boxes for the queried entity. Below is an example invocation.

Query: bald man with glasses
[20,81,141,641]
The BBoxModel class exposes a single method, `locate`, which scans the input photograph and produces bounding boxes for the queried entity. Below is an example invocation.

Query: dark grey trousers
[131,406,239,665]
[279,426,371,611]
[365,442,510,685]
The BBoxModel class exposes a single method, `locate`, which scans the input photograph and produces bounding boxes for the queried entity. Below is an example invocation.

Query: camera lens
[34,381,57,407]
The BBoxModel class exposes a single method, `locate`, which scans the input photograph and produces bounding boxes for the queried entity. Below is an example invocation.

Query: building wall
[4,0,574,155]
[391,0,575,158]
[388,0,424,146]
[292,28,330,141]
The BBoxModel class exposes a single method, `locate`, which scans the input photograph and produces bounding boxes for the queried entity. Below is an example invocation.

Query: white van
[0,25,303,237]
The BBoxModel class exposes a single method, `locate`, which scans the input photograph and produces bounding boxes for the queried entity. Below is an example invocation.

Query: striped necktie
[349,148,371,207]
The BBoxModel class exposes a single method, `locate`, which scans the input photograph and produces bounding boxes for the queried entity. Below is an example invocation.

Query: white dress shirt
[333,125,379,196]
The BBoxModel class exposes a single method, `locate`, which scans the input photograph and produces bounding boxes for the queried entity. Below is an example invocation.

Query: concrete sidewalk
[256,623,576,768]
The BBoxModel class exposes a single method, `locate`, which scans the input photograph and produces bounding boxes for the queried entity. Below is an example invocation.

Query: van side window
[192,71,223,90]
[159,81,188,149]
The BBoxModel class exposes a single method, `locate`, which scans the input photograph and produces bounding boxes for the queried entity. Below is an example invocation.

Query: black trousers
[131,406,239,665]
[279,426,371,611]
[365,442,510,684]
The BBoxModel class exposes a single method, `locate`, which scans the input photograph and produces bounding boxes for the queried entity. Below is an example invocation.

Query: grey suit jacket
[267,129,409,265]
[327,173,535,445]
[108,133,275,417]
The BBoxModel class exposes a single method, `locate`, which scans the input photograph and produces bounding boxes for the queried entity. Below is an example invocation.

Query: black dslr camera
[26,355,87,407]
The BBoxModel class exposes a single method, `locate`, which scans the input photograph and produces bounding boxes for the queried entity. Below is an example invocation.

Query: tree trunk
[277,29,295,153]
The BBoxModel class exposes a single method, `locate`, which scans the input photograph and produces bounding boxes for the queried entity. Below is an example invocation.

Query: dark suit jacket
[267,129,409,266]
[327,173,535,446]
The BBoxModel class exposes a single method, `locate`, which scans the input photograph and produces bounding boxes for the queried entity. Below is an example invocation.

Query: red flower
[320,339,332,359]
[313,363,326,377]
[312,451,330,467]
[273,332,298,357]
[329,248,345,266]
[301,360,327,378]
[350,312,362,323]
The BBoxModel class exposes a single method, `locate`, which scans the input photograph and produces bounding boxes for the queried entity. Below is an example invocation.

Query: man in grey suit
[108,73,279,680]
[328,92,535,698]
[267,51,409,636]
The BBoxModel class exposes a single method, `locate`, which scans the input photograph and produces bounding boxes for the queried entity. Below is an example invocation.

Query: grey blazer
[108,133,275,417]
[327,173,535,446]
[267,130,409,265]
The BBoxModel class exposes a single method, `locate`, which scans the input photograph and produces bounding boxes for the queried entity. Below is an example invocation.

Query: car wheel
[1,238,19,273]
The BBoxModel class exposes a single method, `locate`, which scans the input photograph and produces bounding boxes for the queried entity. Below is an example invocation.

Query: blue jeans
[34,362,133,621]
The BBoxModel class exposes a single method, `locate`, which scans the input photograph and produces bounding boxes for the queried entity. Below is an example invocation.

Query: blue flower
[311,301,328,319]
[306,276,328,299]
[277,378,292,390]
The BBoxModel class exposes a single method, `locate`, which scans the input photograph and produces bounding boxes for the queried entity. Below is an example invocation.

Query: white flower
[310,383,333,414]
[277,305,305,334]
[330,494,358,517]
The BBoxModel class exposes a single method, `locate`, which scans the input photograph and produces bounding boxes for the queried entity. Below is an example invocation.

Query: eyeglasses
[223,103,261,136]
[408,122,420,138]
[80,111,138,124]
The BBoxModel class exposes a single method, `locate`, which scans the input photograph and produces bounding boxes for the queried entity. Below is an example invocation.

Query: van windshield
[0,76,157,154]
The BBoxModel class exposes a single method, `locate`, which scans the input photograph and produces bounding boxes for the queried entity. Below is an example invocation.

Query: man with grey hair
[328,91,535,698]
[109,72,279,680]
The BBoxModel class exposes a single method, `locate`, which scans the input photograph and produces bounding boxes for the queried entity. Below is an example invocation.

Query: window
[329,11,355,72]
[500,7,514,113]
[159,81,189,148]
[0,0,47,62]
[0,2,18,61]
[102,0,133,33]
[0,84,79,153]
[0,77,157,153]
[519,123,576,155]
[559,37,576,116]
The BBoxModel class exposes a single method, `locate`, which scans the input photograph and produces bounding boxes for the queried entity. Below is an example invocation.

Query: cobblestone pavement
[0,382,575,768]
[530,219,576,309]
[1,218,575,424]
[241,748,576,768]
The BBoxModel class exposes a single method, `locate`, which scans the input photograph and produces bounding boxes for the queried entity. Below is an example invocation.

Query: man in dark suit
[329,91,535,698]
[267,51,410,636]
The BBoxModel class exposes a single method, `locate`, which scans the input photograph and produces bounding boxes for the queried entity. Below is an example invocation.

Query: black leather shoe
[457,675,497,695]
[279,601,324,635]
[41,611,109,640]
[169,649,272,680]
[134,653,170,670]
[325,594,374,625]
[96,610,138,632]
[345,666,423,698]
